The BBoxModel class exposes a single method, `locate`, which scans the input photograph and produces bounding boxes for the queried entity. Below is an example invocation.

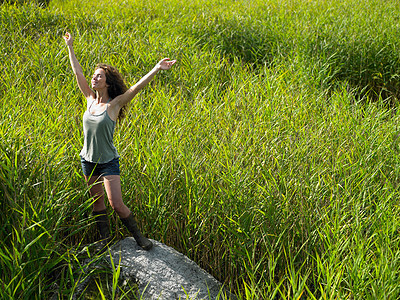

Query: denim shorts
[80,157,120,177]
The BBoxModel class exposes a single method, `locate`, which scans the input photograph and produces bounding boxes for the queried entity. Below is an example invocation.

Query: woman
[64,32,176,251]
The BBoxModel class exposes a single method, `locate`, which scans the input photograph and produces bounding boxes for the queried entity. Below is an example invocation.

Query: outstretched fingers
[159,58,177,70]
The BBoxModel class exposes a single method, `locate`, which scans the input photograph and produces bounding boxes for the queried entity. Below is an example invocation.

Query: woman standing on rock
[63,32,176,251]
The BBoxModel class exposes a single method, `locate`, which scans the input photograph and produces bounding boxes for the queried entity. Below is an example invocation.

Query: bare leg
[103,175,153,250]
[85,175,111,250]
[85,175,106,212]
[103,175,131,218]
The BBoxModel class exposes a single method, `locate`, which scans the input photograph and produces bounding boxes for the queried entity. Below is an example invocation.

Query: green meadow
[1,0,400,298]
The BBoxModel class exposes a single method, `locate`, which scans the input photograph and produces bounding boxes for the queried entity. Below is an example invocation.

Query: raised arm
[64,32,95,100]
[113,58,176,109]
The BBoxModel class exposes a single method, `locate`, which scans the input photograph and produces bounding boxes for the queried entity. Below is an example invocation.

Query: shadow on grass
[188,11,400,103]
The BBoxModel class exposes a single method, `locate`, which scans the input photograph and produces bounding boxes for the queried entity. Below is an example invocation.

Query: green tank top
[80,100,119,163]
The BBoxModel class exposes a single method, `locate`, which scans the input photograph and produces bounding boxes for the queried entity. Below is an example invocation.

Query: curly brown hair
[96,63,128,122]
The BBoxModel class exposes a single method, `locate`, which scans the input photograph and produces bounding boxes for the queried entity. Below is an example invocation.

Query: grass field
[1,0,400,298]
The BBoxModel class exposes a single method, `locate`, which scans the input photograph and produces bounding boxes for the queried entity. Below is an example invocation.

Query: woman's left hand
[157,58,177,70]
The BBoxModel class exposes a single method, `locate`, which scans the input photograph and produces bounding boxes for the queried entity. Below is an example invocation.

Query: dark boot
[120,213,153,250]
[92,209,112,253]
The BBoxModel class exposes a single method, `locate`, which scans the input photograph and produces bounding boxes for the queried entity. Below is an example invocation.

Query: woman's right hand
[63,32,73,47]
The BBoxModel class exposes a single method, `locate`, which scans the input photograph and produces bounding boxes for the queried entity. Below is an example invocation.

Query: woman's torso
[79,99,120,163]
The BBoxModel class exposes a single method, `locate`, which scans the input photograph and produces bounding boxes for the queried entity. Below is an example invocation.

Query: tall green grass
[1,0,400,298]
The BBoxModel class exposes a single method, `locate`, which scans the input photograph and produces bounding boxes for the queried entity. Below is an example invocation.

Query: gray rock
[110,237,235,300]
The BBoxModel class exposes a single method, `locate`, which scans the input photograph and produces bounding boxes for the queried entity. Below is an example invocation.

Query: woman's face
[91,68,108,90]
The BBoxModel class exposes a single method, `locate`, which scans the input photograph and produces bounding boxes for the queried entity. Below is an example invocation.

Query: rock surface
[110,237,235,300]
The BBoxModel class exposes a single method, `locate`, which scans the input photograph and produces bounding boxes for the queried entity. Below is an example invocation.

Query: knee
[109,198,125,214]
[90,188,104,203]
[93,195,104,204]
[92,196,105,209]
